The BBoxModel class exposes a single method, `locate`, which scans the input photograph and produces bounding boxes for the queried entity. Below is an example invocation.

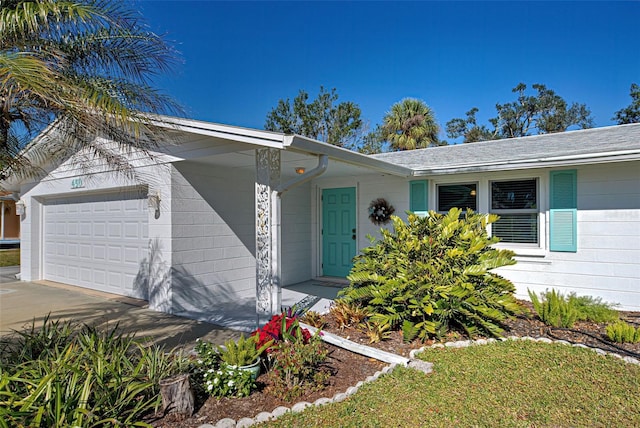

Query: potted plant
[217,334,270,380]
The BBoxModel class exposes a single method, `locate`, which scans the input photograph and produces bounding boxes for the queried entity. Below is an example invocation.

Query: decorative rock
[314,397,333,407]
[487,338,498,343]
[382,365,393,374]
[609,352,624,359]
[291,402,312,413]
[332,392,348,402]
[198,425,216,428]
[431,343,445,349]
[623,356,639,365]
[444,341,457,347]
[356,381,364,387]
[593,348,607,356]
[365,375,377,383]
[521,336,536,341]
[535,337,553,343]
[573,344,589,349]
[554,340,571,346]
[236,418,256,428]
[475,339,488,345]
[271,406,290,418]
[254,412,274,423]
[345,386,359,395]
[373,370,383,378]
[408,359,434,374]
[215,418,236,428]
[507,336,520,341]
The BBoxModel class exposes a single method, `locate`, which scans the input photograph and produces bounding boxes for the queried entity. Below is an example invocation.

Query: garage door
[43,189,149,299]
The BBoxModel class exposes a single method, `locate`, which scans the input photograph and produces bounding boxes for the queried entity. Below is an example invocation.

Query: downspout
[276,154,329,195]
[269,154,328,315]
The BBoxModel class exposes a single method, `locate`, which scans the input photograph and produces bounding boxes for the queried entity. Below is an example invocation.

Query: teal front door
[322,187,356,277]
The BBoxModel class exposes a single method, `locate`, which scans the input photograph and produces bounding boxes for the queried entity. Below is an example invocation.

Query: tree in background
[264,86,363,148]
[446,83,593,143]
[612,83,640,124]
[0,0,181,179]
[380,98,443,151]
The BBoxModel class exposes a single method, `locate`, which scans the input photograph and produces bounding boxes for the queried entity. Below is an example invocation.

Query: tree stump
[159,374,194,418]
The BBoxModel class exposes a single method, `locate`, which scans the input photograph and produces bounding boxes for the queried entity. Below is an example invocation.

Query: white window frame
[489,178,540,247]
[436,182,479,214]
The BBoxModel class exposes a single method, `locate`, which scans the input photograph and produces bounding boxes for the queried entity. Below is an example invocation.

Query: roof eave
[410,151,640,177]
[285,135,413,177]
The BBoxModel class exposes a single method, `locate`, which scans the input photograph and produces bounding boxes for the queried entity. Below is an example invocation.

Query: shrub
[265,334,330,401]
[568,294,618,323]
[217,334,270,367]
[340,209,523,340]
[529,289,579,328]
[251,311,311,354]
[360,320,391,344]
[529,289,619,328]
[606,321,640,344]
[193,338,256,398]
[329,300,370,330]
[299,310,327,329]
[0,320,186,427]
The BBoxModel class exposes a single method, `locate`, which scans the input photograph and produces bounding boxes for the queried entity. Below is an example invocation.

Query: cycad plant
[340,208,523,340]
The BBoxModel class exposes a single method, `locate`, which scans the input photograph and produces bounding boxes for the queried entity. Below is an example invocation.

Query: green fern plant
[529,289,579,328]
[217,334,268,367]
[606,321,640,344]
[341,208,523,340]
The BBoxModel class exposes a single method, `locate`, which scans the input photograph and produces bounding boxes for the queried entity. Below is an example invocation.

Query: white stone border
[197,363,400,428]
[198,337,639,427]
[409,336,640,366]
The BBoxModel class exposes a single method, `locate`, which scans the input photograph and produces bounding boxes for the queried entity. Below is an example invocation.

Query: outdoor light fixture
[295,167,306,175]
[147,192,161,211]
[470,189,477,196]
[15,200,25,216]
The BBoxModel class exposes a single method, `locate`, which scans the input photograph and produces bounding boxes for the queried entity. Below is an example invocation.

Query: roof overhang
[410,150,640,177]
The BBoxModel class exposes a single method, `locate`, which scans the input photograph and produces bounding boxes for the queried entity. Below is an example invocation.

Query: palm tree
[381,98,441,151]
[0,0,182,180]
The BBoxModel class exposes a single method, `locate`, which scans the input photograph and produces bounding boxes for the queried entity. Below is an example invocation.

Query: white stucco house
[2,118,639,330]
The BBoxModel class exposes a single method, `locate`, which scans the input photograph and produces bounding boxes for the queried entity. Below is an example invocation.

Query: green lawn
[266,341,640,427]
[0,249,20,267]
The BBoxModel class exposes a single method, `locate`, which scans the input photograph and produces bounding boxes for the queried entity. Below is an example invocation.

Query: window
[437,183,477,212]
[490,179,538,244]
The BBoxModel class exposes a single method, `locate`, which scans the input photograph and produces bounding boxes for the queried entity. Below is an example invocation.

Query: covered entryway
[322,187,357,277]
[42,189,149,299]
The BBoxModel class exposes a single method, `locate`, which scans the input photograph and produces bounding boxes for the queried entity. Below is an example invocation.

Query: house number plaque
[71,178,84,189]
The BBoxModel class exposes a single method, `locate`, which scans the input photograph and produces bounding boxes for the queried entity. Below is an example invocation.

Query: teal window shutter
[410,180,428,216]
[549,170,577,252]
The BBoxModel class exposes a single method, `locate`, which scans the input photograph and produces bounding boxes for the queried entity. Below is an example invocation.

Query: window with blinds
[490,179,538,244]
[437,183,477,212]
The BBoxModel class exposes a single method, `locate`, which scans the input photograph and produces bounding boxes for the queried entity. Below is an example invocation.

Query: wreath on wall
[368,198,395,225]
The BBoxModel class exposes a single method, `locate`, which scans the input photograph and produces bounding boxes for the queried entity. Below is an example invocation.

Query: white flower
[228,380,235,387]
[207,384,213,391]
[213,377,219,385]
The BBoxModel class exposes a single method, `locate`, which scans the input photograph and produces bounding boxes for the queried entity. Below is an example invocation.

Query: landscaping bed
[150,301,640,427]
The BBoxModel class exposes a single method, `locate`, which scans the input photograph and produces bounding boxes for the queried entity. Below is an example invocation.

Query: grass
[266,341,640,427]
[0,249,19,267]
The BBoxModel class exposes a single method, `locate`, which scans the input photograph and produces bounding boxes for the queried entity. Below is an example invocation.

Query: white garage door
[43,189,149,299]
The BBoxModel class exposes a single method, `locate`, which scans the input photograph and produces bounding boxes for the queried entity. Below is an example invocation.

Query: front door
[322,187,356,277]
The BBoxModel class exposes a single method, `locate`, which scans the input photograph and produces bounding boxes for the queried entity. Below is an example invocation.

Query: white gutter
[276,154,329,196]
[411,151,640,177]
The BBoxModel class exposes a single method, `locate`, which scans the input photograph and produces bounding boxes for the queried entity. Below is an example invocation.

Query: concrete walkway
[0,271,241,350]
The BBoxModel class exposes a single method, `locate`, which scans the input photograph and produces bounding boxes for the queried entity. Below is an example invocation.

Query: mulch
[149,301,640,427]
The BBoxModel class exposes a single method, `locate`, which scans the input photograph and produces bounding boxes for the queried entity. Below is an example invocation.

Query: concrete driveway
[0,268,241,350]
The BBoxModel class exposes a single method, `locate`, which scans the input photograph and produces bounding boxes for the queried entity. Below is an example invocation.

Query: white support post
[255,148,282,323]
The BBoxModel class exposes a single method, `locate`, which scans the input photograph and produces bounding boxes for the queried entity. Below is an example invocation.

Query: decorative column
[255,148,282,321]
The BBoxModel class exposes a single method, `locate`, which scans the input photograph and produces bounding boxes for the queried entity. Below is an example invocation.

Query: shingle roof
[371,124,640,175]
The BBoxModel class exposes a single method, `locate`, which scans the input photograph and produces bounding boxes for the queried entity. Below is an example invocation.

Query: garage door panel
[43,190,148,298]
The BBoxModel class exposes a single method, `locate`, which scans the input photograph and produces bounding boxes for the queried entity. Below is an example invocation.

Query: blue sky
[138,1,639,143]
